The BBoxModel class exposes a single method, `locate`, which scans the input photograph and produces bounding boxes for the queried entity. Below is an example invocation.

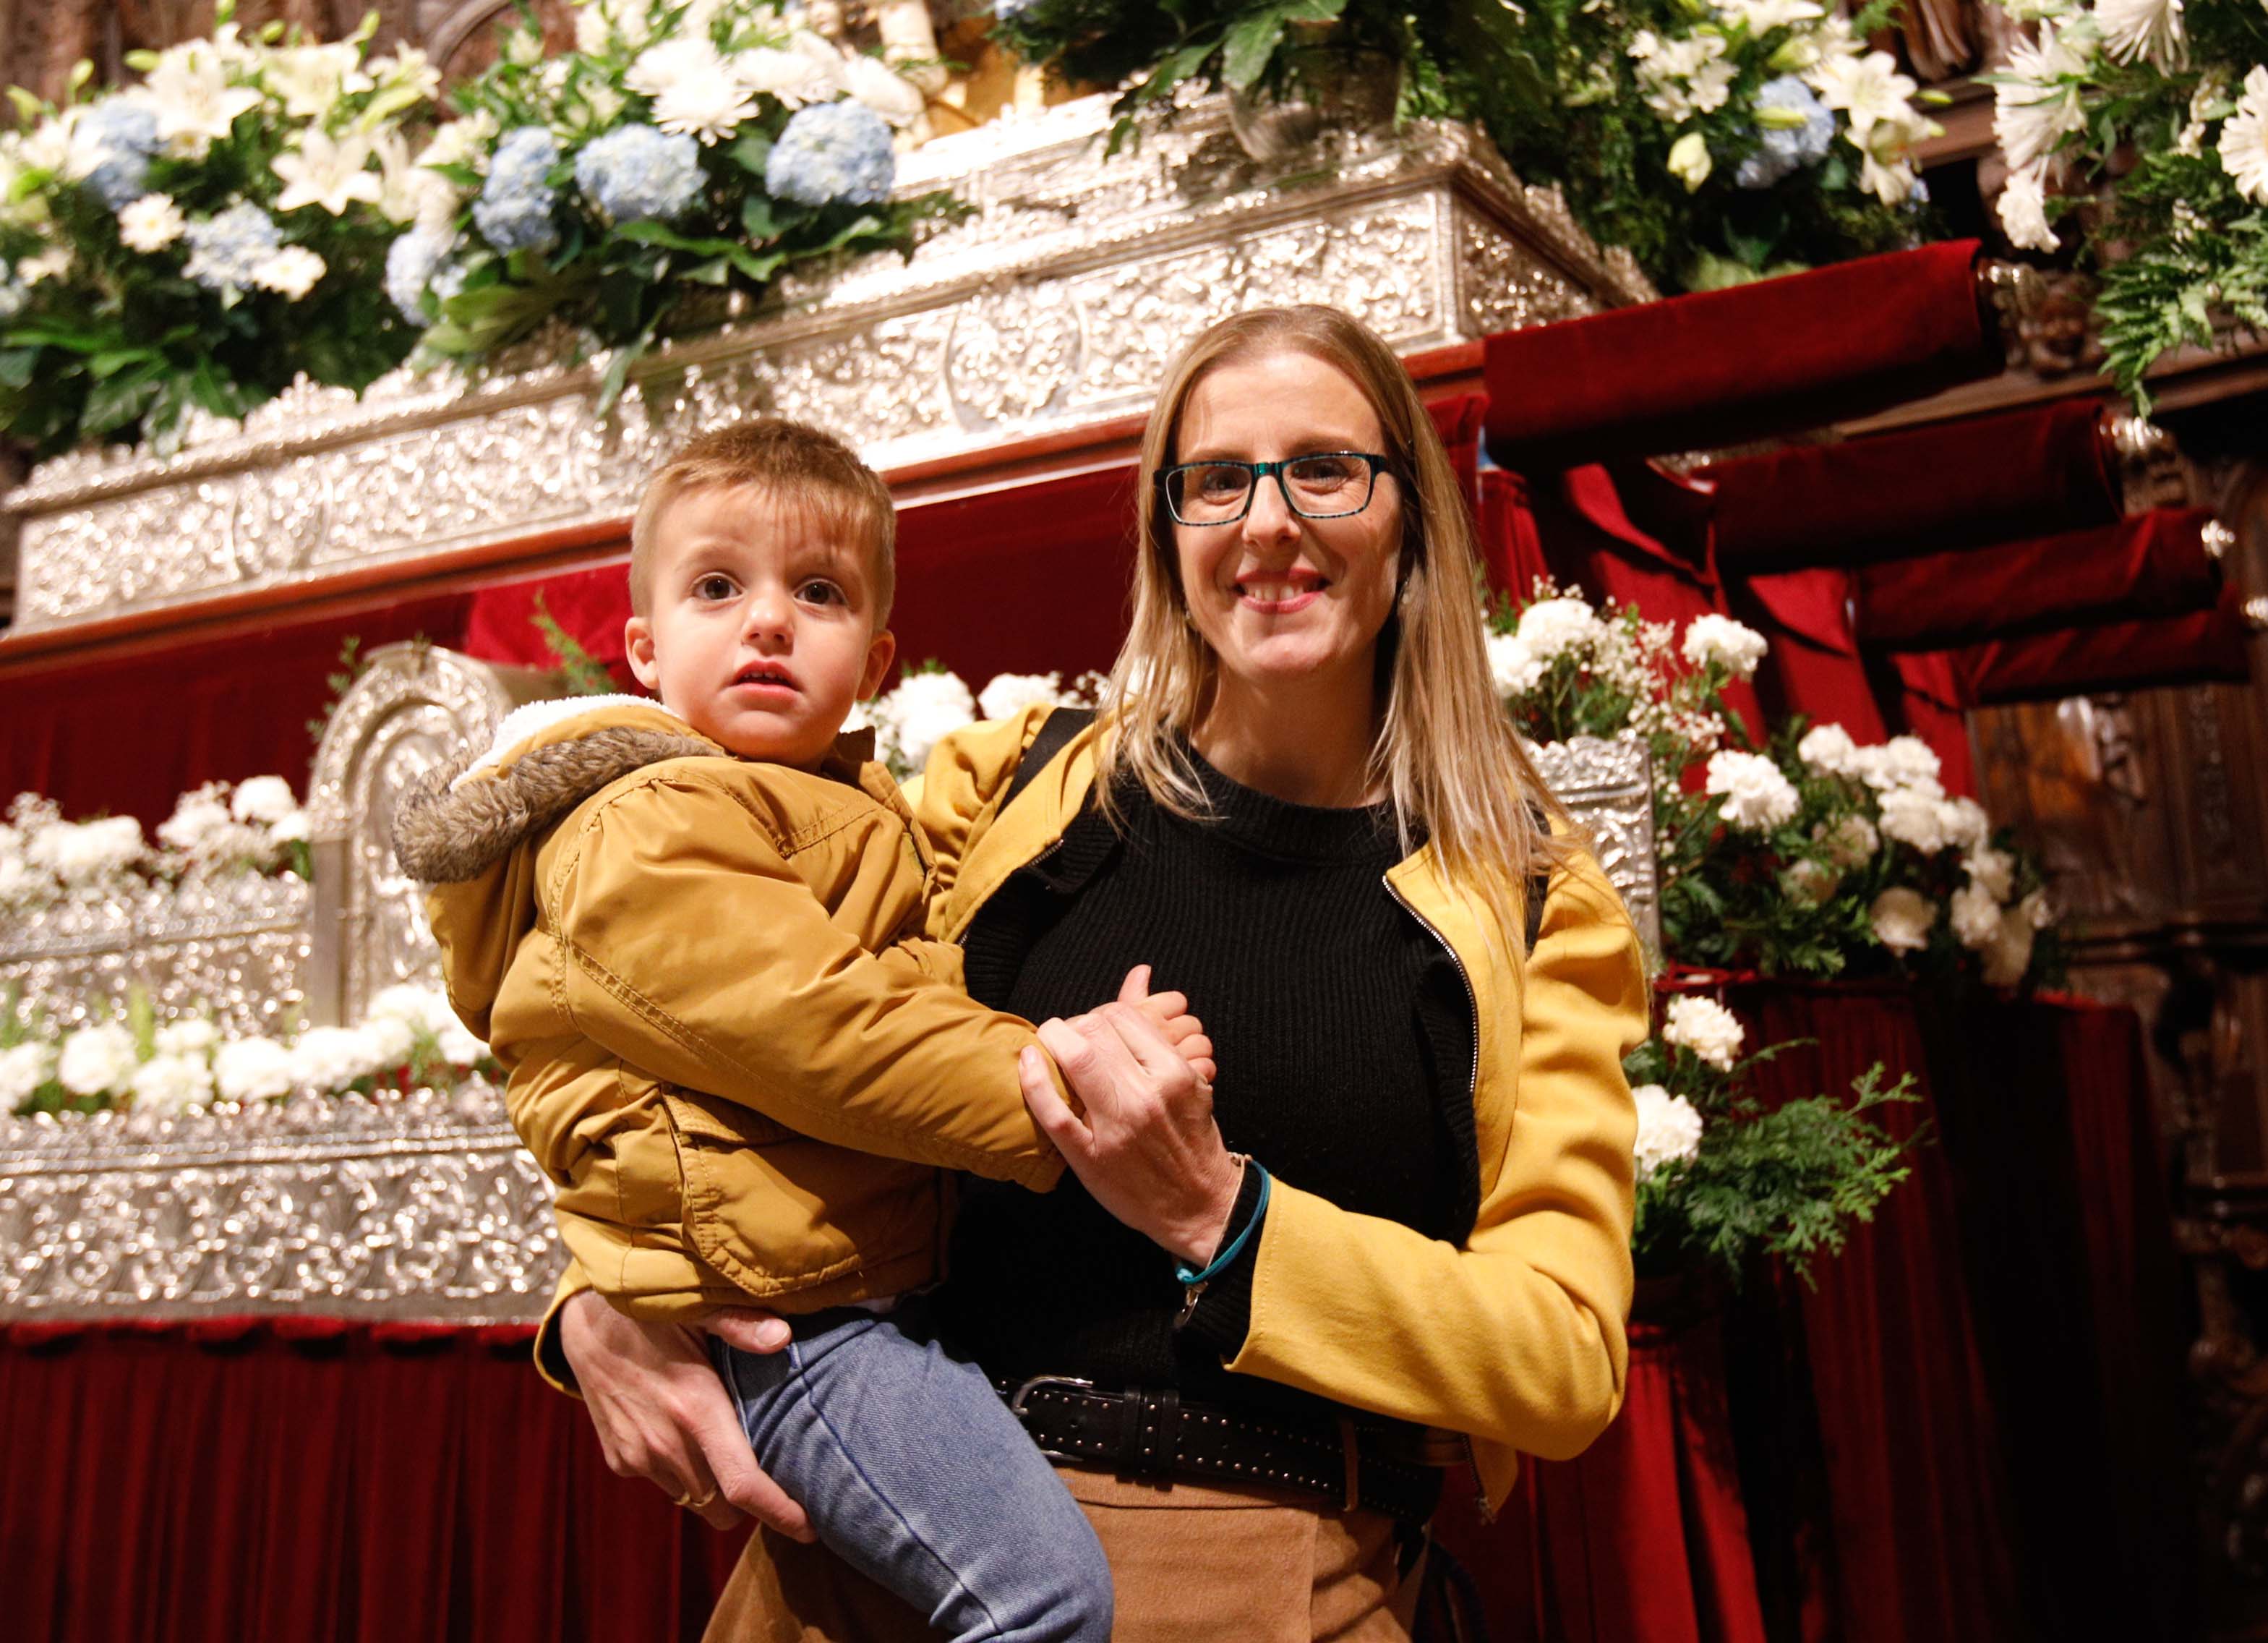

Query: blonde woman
[554,304,1648,1640]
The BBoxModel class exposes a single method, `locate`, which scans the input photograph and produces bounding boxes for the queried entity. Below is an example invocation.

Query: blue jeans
[711,1296,1113,1643]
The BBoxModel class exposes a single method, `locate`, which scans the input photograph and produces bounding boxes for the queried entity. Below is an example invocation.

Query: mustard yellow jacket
[396,699,1063,1326]
[533,704,1646,1513]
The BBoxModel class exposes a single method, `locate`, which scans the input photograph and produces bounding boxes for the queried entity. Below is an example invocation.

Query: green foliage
[529,591,619,696]
[304,633,369,744]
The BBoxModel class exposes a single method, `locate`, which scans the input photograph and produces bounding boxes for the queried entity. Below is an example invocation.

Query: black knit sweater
[941,747,1478,1429]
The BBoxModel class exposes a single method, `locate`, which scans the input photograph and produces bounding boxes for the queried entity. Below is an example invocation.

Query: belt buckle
[1007,1374,1097,1464]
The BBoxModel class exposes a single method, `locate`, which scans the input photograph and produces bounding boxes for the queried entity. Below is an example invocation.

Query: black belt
[998,1375,1447,1524]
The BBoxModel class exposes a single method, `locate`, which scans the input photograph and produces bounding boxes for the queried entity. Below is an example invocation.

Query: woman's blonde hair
[1096,304,1572,942]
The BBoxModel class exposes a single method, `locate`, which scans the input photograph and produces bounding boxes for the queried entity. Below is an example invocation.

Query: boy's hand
[1118,963,1215,1086]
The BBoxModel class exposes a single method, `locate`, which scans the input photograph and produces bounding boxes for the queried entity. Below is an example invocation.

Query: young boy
[395,419,1203,1642]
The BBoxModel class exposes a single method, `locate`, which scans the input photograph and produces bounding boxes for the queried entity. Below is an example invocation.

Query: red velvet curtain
[1952,581,2257,704]
[0,1319,748,1643]
[1483,242,1995,469]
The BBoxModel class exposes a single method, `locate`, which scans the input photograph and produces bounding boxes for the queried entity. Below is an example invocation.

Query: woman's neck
[1191,667,1380,809]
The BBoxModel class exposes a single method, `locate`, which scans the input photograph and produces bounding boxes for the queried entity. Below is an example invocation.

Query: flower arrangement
[0,777,312,917]
[855,662,1106,778]
[1491,582,2058,987]
[1,981,492,1118]
[1985,0,2268,406]
[395,0,943,403]
[1627,992,1920,1285]
[0,7,440,454]
[992,0,1938,289]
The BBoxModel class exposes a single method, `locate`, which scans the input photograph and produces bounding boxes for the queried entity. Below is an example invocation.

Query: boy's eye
[693,573,736,601]
[797,579,846,606]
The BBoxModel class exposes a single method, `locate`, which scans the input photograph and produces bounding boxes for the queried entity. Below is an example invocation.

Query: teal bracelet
[1175,1161,1272,1288]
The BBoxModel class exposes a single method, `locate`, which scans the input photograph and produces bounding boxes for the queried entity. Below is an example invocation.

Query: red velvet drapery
[1951,581,2258,704]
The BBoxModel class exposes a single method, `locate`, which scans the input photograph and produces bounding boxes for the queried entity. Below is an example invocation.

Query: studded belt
[998,1375,1447,1524]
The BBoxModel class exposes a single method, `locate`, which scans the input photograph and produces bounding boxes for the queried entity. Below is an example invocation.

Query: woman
[552,304,1648,1639]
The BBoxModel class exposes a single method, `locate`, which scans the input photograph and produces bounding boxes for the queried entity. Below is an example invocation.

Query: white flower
[1516,597,1604,662]
[289,1025,388,1091]
[1719,0,1827,30]
[116,192,187,252]
[270,810,312,845]
[17,244,70,284]
[1936,796,1990,855]
[1964,845,2015,902]
[1813,811,1880,870]
[2020,888,2053,930]
[158,786,232,853]
[1812,50,1918,145]
[145,40,263,152]
[1664,995,1745,1070]
[575,2,613,54]
[0,1041,54,1106]
[1982,905,2037,986]
[273,128,384,215]
[58,1022,140,1096]
[1632,1083,1706,1178]
[878,670,979,774]
[2222,65,2268,205]
[260,42,372,120]
[155,1017,219,1058]
[0,853,43,908]
[131,1052,214,1113]
[1852,735,1941,793]
[843,54,926,127]
[215,1036,296,1101]
[28,815,145,885]
[1487,631,1546,698]
[230,775,299,824]
[2096,0,2186,68]
[1704,749,1800,833]
[417,111,498,176]
[1782,858,1841,905]
[733,46,841,108]
[1878,786,1951,854]
[435,1019,489,1067]
[367,46,442,104]
[1997,168,2060,252]
[367,983,460,1038]
[977,672,1066,722]
[1667,130,1713,191]
[249,245,325,299]
[628,37,758,143]
[1994,22,2091,175]
[1949,881,2003,949]
[1859,150,1918,206]
[1870,886,1938,953]
[1681,615,1767,680]
[1797,722,1860,777]
[359,1015,417,1069]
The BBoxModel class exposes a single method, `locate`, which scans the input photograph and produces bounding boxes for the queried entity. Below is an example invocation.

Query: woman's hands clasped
[1018,965,1246,1266]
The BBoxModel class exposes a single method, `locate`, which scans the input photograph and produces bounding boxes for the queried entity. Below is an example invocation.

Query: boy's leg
[714,1304,1112,1643]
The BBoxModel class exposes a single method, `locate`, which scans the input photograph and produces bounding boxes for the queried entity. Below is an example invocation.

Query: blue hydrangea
[574,123,703,223]
[474,126,562,255]
[77,101,162,213]
[181,201,282,291]
[766,101,894,208]
[385,226,456,323]
[1734,77,1836,191]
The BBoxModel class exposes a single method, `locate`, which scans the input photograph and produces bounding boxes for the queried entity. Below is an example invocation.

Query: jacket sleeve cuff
[1178,1162,1270,1359]
[534,1260,594,1399]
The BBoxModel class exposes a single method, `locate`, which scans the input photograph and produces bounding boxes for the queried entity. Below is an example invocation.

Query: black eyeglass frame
[1151,452,1395,526]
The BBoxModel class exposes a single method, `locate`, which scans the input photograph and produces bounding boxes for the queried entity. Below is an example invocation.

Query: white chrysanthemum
[261,41,372,120]
[977,672,1066,722]
[842,54,927,128]
[1949,880,2003,949]
[1964,845,2015,902]
[289,1025,388,1091]
[1664,995,1746,1070]
[1632,1083,1706,1178]
[1997,168,2060,252]
[1878,786,1951,854]
[1515,597,1604,662]
[158,786,234,853]
[1994,22,2092,175]
[117,192,187,252]
[1681,615,1767,680]
[155,1017,218,1058]
[1869,886,1937,953]
[1486,631,1546,698]
[145,39,262,151]
[2222,66,2268,205]
[131,1052,214,1113]
[1982,905,2038,987]
[249,244,325,299]
[215,1036,296,1101]
[1797,722,1860,777]
[1704,749,1800,833]
[1813,811,1880,870]
[0,1040,54,1106]
[628,37,757,143]
[58,1022,140,1096]
[733,46,842,108]
[881,670,980,774]
[27,815,145,885]
[2096,0,2186,68]
[17,244,70,284]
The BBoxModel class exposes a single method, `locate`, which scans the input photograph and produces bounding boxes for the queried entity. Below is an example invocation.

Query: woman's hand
[557,1289,817,1540]
[1018,965,1244,1265]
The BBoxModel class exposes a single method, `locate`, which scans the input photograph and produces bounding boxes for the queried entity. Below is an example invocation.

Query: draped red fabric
[1880,652,1979,796]
[1482,242,1994,469]
[1708,398,2120,571]
[1855,507,2224,649]
[0,1319,748,1643]
[1953,581,2257,704]
[461,558,639,685]
[1727,566,1895,746]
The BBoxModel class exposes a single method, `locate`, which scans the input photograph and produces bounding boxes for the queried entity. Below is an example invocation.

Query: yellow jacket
[396,698,1063,1326]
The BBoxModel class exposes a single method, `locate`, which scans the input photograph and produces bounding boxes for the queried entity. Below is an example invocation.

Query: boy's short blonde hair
[630,418,897,621]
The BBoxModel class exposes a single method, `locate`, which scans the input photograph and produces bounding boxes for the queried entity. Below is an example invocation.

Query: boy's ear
[860,629,898,701]
[625,615,662,694]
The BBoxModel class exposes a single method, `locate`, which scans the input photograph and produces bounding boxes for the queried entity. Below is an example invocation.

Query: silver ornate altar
[4,92,1651,638]
[1530,735,1660,959]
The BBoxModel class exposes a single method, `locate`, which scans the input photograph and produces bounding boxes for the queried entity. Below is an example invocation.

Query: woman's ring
[674,1485,719,1511]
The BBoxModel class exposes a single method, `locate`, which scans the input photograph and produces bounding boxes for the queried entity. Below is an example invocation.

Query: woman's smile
[1232,568,1330,613]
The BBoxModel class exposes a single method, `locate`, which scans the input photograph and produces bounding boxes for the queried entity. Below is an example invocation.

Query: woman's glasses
[1154,453,1391,526]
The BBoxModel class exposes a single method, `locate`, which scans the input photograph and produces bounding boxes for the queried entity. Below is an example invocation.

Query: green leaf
[740,194,780,242]
[81,370,163,438]
[0,349,36,389]
[1221,12,1288,90]
[729,132,775,179]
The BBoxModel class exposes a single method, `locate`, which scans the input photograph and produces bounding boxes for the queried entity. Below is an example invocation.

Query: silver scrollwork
[1529,734,1662,959]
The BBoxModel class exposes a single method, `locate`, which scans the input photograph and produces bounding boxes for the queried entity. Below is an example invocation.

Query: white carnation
[1964,846,2015,901]
[2020,889,2053,929]
[0,1041,56,1105]
[1997,168,2060,253]
[158,789,234,853]
[1982,905,2038,987]
[269,810,312,845]
[367,983,460,1038]
[1949,880,2003,949]
[1797,723,1860,777]
[977,671,1066,722]
[28,815,145,885]
[880,670,979,774]
[1632,1083,1706,1178]
[1937,796,1990,855]
[1781,858,1841,905]
[0,853,44,908]
[215,1036,296,1101]
[1681,615,1768,680]
[1878,786,1951,855]
[230,775,299,824]
[57,1022,140,1096]
[1813,811,1880,871]
[1870,886,1938,953]
[131,1052,214,1113]
[1855,735,1941,793]
[359,1014,417,1069]
[435,1019,489,1067]
[288,1025,391,1091]
[249,244,326,299]
[1703,749,1800,833]
[155,1017,219,1058]
[1486,631,1546,698]
[1515,597,1604,663]
[1663,994,1745,1071]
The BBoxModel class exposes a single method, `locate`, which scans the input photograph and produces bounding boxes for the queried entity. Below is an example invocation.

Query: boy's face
[625,483,896,769]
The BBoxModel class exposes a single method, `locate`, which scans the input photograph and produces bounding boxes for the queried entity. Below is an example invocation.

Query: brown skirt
[702,1465,1414,1642]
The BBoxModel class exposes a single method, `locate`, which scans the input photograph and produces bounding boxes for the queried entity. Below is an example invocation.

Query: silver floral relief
[1529,735,1661,958]
[0,1084,562,1322]
[7,94,1651,637]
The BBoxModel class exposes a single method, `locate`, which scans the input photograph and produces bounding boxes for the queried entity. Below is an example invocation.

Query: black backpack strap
[999,706,1097,815]
[1524,865,1551,956]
